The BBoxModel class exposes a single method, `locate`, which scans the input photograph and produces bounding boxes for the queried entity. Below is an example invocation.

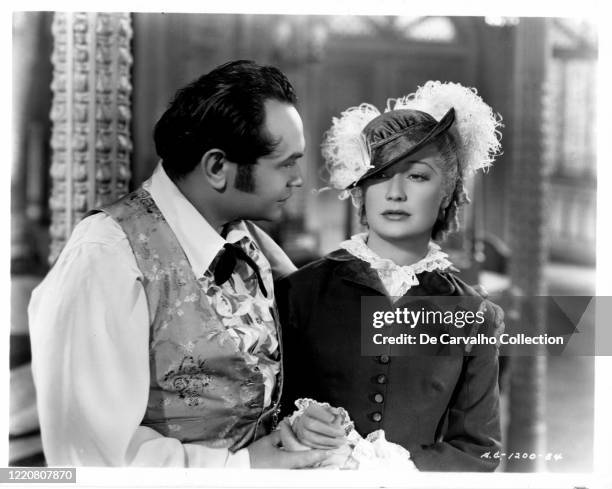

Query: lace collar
[339,232,454,296]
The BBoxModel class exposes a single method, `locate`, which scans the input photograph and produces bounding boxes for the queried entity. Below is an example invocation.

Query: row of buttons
[371,355,390,422]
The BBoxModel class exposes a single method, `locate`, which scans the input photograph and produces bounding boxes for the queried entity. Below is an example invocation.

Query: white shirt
[28,164,296,467]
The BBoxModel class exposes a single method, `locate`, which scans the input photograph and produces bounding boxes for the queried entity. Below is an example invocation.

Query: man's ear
[200,149,228,190]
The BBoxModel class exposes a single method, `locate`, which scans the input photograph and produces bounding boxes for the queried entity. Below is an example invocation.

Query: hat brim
[346,107,456,189]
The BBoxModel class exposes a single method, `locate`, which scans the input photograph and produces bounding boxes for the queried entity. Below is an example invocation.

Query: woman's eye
[408,173,428,181]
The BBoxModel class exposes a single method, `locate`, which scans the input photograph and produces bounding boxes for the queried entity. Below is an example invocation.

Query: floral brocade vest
[97,188,282,451]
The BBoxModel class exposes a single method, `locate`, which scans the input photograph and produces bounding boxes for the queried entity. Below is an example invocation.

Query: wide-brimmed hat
[346,107,455,189]
[321,81,502,202]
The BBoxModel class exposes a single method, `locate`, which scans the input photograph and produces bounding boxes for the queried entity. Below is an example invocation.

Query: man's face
[227,99,305,221]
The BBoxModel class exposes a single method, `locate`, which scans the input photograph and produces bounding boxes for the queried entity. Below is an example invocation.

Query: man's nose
[385,173,407,201]
[289,165,304,188]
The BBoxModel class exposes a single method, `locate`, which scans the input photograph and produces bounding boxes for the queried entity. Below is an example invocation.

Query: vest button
[371,412,383,422]
[379,355,390,364]
[376,374,387,384]
[373,393,384,404]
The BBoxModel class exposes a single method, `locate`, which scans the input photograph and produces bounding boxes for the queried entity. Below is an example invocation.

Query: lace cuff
[286,398,418,470]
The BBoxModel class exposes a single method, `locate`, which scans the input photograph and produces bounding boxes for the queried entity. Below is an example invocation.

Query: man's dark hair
[154,60,298,181]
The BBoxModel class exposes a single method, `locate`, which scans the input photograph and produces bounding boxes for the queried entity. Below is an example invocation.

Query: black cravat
[213,243,268,298]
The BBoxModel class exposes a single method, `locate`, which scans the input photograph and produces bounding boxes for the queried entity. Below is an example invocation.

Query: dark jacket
[277,249,501,471]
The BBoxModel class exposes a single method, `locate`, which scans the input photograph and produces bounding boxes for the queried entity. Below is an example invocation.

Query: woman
[277,81,504,471]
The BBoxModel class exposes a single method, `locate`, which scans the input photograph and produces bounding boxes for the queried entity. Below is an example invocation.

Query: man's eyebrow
[277,152,304,163]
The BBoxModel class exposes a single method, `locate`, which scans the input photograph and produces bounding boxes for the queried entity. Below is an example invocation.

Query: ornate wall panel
[49,12,133,262]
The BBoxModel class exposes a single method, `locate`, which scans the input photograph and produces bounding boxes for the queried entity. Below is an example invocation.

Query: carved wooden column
[49,12,133,263]
[506,18,550,471]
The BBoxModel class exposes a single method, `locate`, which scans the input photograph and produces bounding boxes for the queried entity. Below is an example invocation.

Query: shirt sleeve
[28,214,250,468]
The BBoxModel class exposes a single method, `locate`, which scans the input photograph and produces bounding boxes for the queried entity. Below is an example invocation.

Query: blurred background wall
[10,12,597,471]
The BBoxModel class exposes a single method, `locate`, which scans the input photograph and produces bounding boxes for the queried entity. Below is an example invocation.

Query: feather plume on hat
[321,104,380,200]
[321,81,503,201]
[388,81,503,177]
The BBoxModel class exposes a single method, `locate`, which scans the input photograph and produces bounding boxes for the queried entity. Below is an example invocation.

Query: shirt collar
[338,232,454,296]
[142,163,251,278]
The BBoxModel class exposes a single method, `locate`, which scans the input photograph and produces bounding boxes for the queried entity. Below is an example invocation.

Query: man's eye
[283,161,297,168]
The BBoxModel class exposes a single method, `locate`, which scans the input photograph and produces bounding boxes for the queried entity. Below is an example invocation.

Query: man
[28,60,342,468]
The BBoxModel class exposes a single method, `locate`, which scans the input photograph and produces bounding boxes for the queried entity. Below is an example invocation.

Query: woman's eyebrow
[404,160,439,174]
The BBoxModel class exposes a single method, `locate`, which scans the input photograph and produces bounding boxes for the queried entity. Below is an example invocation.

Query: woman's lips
[381,210,411,220]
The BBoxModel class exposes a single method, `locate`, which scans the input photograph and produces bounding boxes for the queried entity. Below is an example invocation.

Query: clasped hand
[247,404,346,468]
[289,403,347,449]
